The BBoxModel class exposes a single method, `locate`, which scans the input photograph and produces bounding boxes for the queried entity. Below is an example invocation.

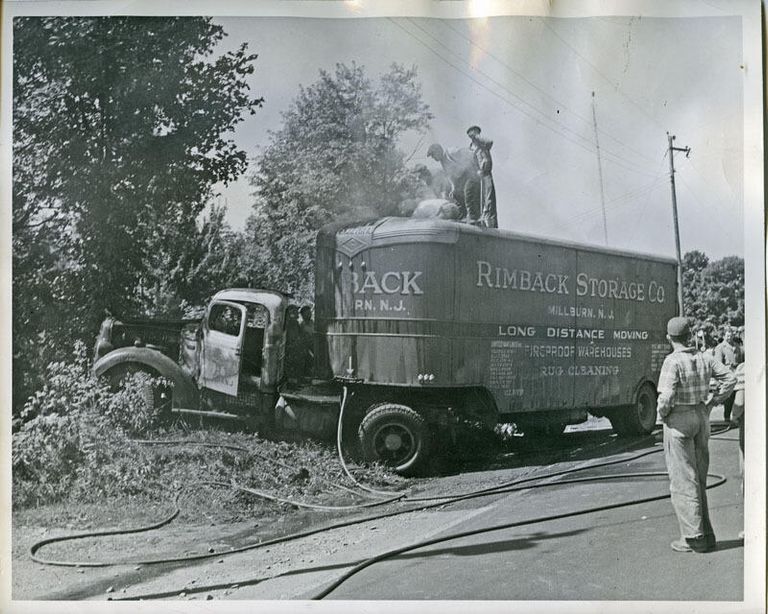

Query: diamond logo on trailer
[336,235,370,258]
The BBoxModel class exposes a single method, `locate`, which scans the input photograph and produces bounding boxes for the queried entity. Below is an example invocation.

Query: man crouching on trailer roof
[656,316,736,553]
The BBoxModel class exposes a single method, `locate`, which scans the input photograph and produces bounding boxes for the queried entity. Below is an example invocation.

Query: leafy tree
[143,203,248,317]
[682,250,710,324]
[682,250,744,341]
[241,62,433,300]
[13,17,262,412]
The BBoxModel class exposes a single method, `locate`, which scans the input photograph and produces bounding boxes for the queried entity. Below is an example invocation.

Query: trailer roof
[336,217,678,266]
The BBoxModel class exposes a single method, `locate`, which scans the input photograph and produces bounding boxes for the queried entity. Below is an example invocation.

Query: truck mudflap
[93,346,198,409]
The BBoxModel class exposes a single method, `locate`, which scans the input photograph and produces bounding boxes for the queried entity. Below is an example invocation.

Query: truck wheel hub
[384,433,403,450]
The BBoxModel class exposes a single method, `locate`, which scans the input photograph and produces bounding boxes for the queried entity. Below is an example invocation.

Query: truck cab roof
[211,289,288,311]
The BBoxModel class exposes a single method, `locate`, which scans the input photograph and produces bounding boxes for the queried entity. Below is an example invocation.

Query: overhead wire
[561,175,667,226]
[537,13,744,217]
[388,18,656,179]
[536,17,665,133]
[438,19,657,165]
[401,17,657,177]
[628,147,672,242]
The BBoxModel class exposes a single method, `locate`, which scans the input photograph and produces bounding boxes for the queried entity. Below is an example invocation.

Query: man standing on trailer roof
[656,317,735,553]
[467,125,498,229]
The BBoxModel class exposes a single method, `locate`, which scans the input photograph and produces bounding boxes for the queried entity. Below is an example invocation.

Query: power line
[402,17,655,177]
[628,147,671,243]
[537,17,666,134]
[566,176,667,225]
[390,18,656,178]
[440,20,657,166]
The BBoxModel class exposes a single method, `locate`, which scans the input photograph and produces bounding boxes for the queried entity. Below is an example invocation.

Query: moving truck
[94,217,678,474]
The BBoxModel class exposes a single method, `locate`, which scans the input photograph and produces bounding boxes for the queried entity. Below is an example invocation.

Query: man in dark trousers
[467,125,498,228]
[426,143,481,224]
[714,326,744,423]
[656,317,735,553]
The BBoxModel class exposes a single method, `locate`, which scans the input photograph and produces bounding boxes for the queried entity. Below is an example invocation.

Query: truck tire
[358,403,429,475]
[105,363,172,419]
[610,383,657,436]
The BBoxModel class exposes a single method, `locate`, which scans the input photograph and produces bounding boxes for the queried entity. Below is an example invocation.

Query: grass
[14,423,408,529]
[11,345,406,529]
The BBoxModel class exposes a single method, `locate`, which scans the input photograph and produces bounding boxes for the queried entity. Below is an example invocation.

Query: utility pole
[591,92,608,245]
[666,132,690,316]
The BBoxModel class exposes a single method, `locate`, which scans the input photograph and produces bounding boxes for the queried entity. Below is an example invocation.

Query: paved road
[11,415,749,608]
[310,422,746,602]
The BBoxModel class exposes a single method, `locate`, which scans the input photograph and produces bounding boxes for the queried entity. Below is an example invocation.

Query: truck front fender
[93,347,198,409]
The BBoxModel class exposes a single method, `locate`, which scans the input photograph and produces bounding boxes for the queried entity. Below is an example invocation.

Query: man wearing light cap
[656,316,736,553]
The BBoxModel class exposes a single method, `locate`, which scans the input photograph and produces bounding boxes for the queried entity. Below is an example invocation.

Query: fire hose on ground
[27,389,738,600]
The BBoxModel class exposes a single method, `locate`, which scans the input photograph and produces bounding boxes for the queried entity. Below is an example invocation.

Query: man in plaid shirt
[657,317,736,553]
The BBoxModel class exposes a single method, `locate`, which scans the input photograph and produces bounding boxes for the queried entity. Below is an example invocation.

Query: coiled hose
[28,418,734,599]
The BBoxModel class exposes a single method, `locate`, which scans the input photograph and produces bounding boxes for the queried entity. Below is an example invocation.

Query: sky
[211,14,745,261]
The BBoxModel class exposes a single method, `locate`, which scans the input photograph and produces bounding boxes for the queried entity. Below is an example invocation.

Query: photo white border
[1,2,764,613]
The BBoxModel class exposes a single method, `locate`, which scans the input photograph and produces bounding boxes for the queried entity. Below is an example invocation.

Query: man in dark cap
[467,125,497,228]
[426,143,481,223]
[656,316,736,553]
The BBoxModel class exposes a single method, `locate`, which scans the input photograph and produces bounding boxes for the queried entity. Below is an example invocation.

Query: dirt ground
[12,416,649,601]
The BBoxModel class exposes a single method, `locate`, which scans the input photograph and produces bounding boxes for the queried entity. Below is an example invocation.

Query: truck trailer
[94,217,678,474]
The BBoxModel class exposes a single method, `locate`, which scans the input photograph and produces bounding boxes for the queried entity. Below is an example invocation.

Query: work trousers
[480,174,497,228]
[463,177,481,222]
[723,391,735,422]
[662,403,714,541]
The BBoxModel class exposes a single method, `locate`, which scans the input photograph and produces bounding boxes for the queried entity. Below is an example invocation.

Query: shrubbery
[12,343,404,518]
[12,342,167,507]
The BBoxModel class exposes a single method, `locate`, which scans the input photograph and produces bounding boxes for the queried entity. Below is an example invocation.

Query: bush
[12,342,167,507]
[12,344,406,516]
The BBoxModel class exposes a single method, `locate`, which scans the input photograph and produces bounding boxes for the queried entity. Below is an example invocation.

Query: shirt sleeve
[656,357,678,417]
[713,345,725,364]
[709,355,736,403]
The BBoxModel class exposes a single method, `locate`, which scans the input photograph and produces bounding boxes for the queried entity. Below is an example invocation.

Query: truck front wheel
[106,363,172,421]
[358,403,429,475]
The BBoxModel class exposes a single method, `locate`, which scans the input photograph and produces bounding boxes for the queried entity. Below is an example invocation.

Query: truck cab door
[199,301,247,397]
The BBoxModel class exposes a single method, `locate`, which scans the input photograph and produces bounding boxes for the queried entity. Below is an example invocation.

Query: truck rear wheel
[358,403,429,475]
[609,383,657,436]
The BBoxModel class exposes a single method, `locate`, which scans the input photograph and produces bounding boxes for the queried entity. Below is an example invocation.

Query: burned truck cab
[93,288,292,429]
[192,289,289,417]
